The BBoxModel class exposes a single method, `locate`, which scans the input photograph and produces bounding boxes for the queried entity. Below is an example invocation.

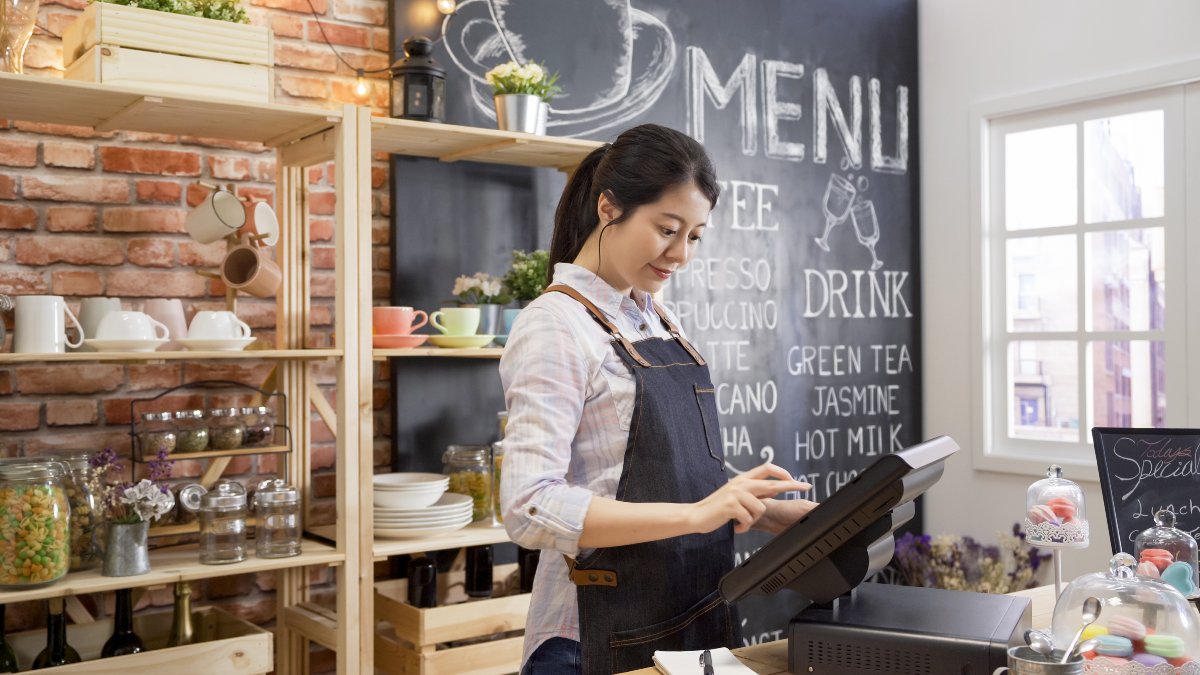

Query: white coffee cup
[75,297,122,351]
[95,311,170,341]
[13,295,84,353]
[186,189,245,244]
[188,310,251,340]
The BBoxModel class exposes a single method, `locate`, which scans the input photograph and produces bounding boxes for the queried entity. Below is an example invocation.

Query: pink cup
[373,307,428,336]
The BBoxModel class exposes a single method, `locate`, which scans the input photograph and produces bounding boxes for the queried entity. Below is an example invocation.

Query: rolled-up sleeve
[498,306,595,556]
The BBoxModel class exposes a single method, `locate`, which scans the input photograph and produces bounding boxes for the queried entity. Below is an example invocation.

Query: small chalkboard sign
[1092,427,1200,554]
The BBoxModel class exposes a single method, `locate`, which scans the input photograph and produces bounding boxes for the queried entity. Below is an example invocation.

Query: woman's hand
[687,463,810,535]
[753,496,820,535]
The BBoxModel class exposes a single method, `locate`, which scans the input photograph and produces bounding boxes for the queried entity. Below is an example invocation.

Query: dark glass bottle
[32,598,81,669]
[0,604,18,674]
[465,545,493,598]
[406,556,438,608]
[517,547,540,594]
[101,588,144,657]
[167,581,195,647]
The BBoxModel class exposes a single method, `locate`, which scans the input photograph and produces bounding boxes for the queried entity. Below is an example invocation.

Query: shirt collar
[551,263,655,320]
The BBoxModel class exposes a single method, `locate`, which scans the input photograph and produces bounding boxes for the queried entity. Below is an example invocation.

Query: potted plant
[501,249,549,335]
[89,447,176,576]
[452,272,511,337]
[485,61,561,135]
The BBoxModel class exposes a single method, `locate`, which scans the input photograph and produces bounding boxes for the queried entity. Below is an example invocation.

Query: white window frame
[968,61,1200,480]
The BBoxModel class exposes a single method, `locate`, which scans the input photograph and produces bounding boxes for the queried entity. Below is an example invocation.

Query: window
[982,86,1185,470]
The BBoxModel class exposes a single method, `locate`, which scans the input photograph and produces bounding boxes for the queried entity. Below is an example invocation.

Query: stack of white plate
[372,473,473,538]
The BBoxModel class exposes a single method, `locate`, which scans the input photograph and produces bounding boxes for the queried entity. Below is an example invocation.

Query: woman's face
[594,182,712,295]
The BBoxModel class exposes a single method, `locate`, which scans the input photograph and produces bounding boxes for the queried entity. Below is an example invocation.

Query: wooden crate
[61,2,273,103]
[375,562,531,674]
[6,606,273,673]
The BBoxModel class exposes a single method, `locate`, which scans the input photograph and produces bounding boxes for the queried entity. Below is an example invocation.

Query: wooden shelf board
[372,117,602,169]
[371,522,511,559]
[373,347,503,360]
[139,445,289,462]
[0,348,342,364]
[0,72,339,146]
[0,539,342,604]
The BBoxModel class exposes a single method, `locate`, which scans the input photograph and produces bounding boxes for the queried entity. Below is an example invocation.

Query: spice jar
[205,407,245,450]
[40,451,100,572]
[239,406,275,447]
[137,411,177,458]
[491,440,505,526]
[253,479,301,558]
[180,481,247,564]
[0,460,72,588]
[173,410,209,453]
[442,445,491,523]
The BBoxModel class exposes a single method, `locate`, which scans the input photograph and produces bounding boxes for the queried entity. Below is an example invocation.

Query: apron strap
[563,554,619,587]
[651,303,706,367]
[544,284,652,368]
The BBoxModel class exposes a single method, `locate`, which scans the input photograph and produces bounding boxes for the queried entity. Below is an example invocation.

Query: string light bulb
[436,0,456,15]
[354,68,370,98]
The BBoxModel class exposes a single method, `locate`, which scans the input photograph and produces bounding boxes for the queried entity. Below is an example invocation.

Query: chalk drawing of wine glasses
[814,159,882,270]
[814,172,856,252]
[850,197,883,271]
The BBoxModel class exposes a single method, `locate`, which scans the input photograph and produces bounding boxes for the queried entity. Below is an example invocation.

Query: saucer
[176,337,256,352]
[373,334,429,349]
[83,338,168,352]
[428,334,495,349]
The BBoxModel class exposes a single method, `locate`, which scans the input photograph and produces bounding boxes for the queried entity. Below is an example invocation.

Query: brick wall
[0,0,396,665]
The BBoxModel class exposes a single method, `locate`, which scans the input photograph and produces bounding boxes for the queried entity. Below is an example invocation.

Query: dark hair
[547,124,719,284]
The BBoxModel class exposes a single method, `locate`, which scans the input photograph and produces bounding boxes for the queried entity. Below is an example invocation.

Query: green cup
[430,307,481,336]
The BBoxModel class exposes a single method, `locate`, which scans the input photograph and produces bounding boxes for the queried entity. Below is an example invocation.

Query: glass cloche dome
[1052,554,1199,673]
[1025,464,1089,548]
[1134,510,1199,600]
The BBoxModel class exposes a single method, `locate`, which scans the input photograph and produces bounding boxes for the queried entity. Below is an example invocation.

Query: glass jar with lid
[1134,510,1199,599]
[173,409,209,453]
[443,445,491,523]
[137,411,177,458]
[491,440,505,526]
[0,459,72,587]
[180,480,247,564]
[239,406,275,447]
[1024,464,1088,548]
[253,479,301,558]
[1052,553,1199,667]
[40,451,100,572]
[205,407,245,450]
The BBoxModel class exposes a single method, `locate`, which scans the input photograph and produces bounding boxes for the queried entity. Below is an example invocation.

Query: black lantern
[390,36,446,122]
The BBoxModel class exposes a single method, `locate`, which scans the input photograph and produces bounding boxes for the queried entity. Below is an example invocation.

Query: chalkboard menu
[1093,428,1200,554]
[391,0,921,645]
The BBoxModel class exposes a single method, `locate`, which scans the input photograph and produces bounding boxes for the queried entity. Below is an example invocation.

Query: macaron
[1140,548,1175,572]
[1131,653,1167,666]
[1136,560,1162,579]
[1106,615,1147,641]
[1094,635,1134,657]
[1092,655,1129,665]
[1027,504,1059,525]
[1081,624,1110,641]
[1169,656,1195,667]
[1144,634,1186,659]
[1046,496,1076,519]
[1161,560,1199,596]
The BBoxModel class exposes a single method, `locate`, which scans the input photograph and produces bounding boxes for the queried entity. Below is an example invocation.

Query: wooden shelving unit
[371,116,598,169]
[0,348,342,364]
[373,347,504,360]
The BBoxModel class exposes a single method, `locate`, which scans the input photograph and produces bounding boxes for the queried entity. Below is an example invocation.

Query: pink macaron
[1046,496,1076,519]
[1136,560,1162,579]
[1027,504,1059,524]
[1106,616,1147,641]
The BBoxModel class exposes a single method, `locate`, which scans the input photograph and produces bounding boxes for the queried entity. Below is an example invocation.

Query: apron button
[588,573,598,582]
[604,574,613,583]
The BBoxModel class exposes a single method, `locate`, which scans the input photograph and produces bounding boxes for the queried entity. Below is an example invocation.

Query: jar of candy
[0,460,72,587]
[40,451,100,572]
[1023,464,1088,548]
[173,409,209,453]
[253,479,301,558]
[180,481,247,564]
[1134,510,1199,599]
[442,445,491,523]
[205,407,245,451]
[239,406,275,447]
[136,411,177,458]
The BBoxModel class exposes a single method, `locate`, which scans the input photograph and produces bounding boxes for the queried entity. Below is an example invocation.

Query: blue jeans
[520,637,581,675]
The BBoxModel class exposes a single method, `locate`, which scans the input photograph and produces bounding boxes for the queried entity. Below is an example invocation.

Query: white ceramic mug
[95,311,170,341]
[186,189,246,244]
[143,299,188,350]
[188,310,251,340]
[13,295,83,353]
[75,297,122,352]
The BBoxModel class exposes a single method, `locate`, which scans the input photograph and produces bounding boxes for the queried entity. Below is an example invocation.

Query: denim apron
[546,285,740,675]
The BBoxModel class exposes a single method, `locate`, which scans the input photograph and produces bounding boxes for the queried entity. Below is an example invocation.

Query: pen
[700,648,715,675]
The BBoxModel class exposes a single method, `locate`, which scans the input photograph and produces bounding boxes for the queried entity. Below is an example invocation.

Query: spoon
[1071,637,1100,660]
[1024,628,1055,658]
[1061,596,1102,664]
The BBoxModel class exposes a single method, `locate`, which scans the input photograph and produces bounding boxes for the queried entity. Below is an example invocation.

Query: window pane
[1086,228,1165,331]
[1089,341,1166,428]
[1084,110,1165,223]
[1007,235,1077,331]
[1010,341,1078,441]
[1005,124,1077,230]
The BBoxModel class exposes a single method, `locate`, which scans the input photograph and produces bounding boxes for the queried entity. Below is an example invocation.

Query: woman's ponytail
[547,143,609,285]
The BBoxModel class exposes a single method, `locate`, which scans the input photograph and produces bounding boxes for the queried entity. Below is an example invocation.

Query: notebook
[651,647,759,675]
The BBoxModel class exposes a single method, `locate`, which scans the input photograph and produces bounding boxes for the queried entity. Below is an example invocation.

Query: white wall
[920,0,1200,580]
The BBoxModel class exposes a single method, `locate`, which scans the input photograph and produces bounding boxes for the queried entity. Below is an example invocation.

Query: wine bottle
[101,588,144,657]
[32,598,81,669]
[0,604,18,674]
[166,581,195,647]
[465,545,493,598]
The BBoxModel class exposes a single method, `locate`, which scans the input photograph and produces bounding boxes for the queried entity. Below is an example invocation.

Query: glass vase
[1,0,39,74]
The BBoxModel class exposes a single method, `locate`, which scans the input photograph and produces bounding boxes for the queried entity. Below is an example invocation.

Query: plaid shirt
[499,263,682,665]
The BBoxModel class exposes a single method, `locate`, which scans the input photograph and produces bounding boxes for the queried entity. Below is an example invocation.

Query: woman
[500,123,816,675]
